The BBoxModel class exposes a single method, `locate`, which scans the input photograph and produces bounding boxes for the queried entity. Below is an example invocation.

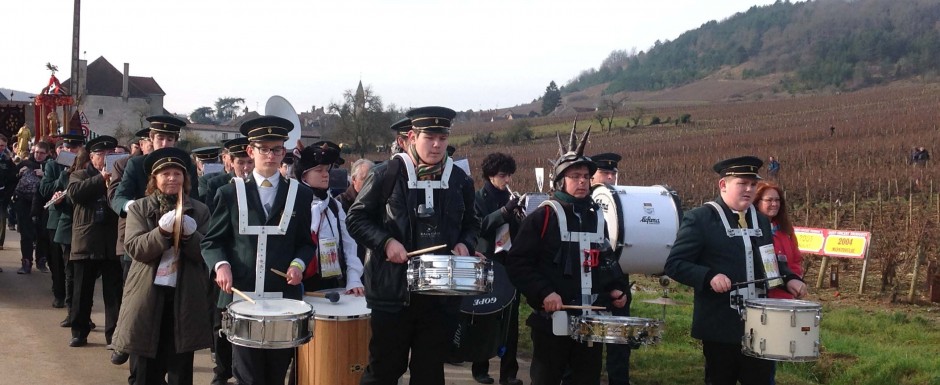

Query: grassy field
[515,275,940,385]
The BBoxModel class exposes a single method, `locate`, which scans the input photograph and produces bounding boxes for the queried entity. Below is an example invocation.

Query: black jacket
[346,158,480,312]
[0,156,16,204]
[474,184,520,263]
[506,197,628,333]
[663,196,800,344]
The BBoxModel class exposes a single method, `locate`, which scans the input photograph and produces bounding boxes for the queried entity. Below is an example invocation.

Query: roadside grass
[514,281,940,385]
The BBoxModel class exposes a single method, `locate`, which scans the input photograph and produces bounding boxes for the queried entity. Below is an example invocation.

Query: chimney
[122,63,129,102]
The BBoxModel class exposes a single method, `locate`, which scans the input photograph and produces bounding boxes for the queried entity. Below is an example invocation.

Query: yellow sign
[795,231,825,253]
[823,233,868,258]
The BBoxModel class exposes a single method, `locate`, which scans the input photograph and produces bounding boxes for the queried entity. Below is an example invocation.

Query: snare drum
[222,298,314,349]
[407,255,494,295]
[742,298,821,361]
[568,315,663,346]
[452,261,517,362]
[592,185,681,274]
[297,290,371,385]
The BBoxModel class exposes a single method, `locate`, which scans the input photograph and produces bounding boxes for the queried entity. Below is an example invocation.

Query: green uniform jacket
[201,174,316,308]
[663,196,799,344]
[39,161,67,231]
[203,172,235,212]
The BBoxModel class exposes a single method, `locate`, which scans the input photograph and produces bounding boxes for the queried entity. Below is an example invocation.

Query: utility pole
[68,0,81,133]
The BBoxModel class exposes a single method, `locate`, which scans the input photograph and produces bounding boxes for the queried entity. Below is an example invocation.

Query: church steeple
[354,80,365,115]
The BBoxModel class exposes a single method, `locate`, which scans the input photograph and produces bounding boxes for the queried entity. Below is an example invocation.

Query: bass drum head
[459,260,516,315]
[592,184,680,275]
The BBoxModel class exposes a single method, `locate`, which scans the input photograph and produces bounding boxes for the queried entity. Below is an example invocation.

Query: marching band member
[192,146,222,202]
[294,141,364,295]
[472,152,524,385]
[113,147,213,385]
[589,152,633,385]
[201,116,315,385]
[66,136,123,348]
[202,138,253,385]
[664,156,807,385]
[347,106,479,385]
[506,126,628,385]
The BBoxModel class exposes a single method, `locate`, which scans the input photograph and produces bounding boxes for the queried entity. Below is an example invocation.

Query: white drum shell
[223,298,314,349]
[742,298,822,361]
[592,185,679,275]
[568,315,663,345]
[407,255,494,295]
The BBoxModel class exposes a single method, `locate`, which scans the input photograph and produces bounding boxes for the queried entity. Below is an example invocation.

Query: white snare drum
[742,298,821,361]
[568,315,663,346]
[407,255,494,295]
[222,298,314,349]
[592,185,680,275]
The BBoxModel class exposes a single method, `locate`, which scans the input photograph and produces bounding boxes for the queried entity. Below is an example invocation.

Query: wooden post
[853,192,857,220]
[858,246,870,295]
[908,246,923,302]
[816,256,829,290]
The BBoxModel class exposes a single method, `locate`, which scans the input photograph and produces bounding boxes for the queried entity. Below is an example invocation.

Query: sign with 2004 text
[793,227,870,259]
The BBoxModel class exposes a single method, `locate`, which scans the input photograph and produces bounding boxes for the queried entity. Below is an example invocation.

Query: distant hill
[563,0,940,98]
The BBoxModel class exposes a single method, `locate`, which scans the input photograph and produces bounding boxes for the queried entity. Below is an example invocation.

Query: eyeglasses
[252,145,287,156]
[564,173,591,181]
[761,198,781,203]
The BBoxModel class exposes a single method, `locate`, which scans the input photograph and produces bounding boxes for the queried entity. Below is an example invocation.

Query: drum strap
[393,152,454,212]
[235,177,298,298]
[539,200,605,314]
[705,201,762,301]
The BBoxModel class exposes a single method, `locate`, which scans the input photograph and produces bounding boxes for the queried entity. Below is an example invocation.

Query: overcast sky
[5,0,792,115]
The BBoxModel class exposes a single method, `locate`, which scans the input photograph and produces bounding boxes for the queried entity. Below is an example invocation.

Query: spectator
[14,142,52,274]
[767,156,780,178]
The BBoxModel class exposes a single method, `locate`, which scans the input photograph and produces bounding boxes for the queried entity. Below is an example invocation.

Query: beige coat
[112,193,213,357]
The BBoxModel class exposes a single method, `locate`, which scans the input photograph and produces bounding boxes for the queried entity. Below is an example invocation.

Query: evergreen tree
[541,81,561,116]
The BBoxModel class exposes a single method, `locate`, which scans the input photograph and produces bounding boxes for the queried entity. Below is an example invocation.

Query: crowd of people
[1,107,811,385]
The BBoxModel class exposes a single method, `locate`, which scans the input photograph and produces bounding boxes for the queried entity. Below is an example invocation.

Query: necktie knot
[260,179,273,188]
[737,211,748,229]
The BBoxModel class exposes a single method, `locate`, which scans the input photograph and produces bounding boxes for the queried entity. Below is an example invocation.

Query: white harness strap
[235,177,299,298]
[393,152,453,211]
[540,200,605,315]
[705,201,762,300]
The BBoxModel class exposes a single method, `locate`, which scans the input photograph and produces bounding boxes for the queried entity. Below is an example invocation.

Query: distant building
[62,56,166,137]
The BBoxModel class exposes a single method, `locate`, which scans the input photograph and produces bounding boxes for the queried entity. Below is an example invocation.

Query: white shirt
[310,194,364,291]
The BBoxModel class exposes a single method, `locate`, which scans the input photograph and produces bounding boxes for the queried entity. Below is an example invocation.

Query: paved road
[0,230,530,384]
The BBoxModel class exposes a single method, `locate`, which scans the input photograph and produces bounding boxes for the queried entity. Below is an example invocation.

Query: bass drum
[592,185,681,275]
[451,260,516,362]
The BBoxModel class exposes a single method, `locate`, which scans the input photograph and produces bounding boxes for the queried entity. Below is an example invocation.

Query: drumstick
[561,305,607,310]
[270,268,289,279]
[405,244,447,257]
[231,288,256,304]
[304,291,341,303]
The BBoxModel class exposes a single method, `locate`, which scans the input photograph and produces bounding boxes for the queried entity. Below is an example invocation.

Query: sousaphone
[265,96,303,150]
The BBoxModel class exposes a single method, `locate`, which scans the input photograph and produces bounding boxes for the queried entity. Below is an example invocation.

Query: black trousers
[471,296,520,382]
[605,303,633,385]
[360,295,459,385]
[530,328,602,385]
[69,259,123,343]
[702,341,774,385]
[63,244,74,309]
[46,232,65,301]
[212,306,234,382]
[130,294,194,385]
[232,345,293,385]
[13,199,40,265]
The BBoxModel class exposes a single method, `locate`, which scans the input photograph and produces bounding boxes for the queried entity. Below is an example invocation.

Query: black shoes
[500,379,523,385]
[69,337,87,347]
[52,298,65,308]
[473,374,495,384]
[60,318,95,329]
[111,351,130,365]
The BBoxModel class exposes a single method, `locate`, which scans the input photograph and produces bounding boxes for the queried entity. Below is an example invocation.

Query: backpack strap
[540,205,551,239]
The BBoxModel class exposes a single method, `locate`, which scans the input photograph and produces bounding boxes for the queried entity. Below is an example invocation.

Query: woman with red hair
[755,181,803,299]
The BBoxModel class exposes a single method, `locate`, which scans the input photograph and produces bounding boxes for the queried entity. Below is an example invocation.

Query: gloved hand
[158,210,176,234]
[500,195,521,221]
[182,215,197,236]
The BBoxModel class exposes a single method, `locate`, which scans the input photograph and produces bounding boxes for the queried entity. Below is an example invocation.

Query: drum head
[745,298,821,310]
[459,260,515,315]
[228,298,312,316]
[304,289,371,319]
